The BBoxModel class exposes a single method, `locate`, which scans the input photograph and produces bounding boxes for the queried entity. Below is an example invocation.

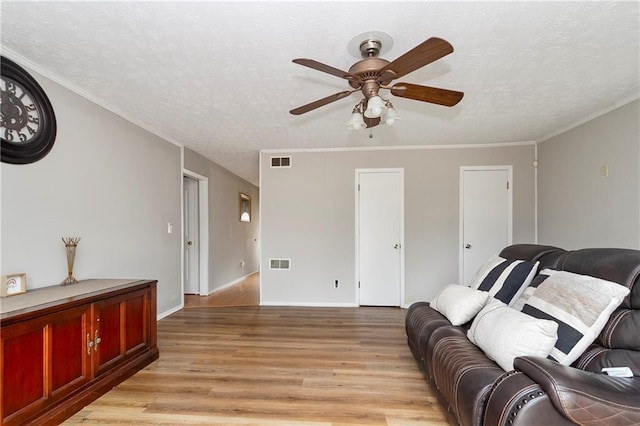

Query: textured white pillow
[521,270,630,365]
[430,284,489,326]
[468,299,559,371]
[511,268,560,310]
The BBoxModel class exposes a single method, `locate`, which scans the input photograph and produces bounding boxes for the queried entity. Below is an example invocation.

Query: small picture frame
[240,193,251,223]
[1,273,27,297]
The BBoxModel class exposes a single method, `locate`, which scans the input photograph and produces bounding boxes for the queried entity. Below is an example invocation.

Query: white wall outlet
[167,223,173,234]
[240,261,245,268]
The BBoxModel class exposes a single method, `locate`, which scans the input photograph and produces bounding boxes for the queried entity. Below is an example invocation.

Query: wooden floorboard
[64,306,448,425]
[184,272,260,308]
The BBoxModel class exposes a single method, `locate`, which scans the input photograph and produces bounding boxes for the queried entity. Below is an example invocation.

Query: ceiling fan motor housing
[347,57,391,89]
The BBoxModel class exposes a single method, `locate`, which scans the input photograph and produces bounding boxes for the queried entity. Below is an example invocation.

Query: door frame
[354,168,405,307]
[182,169,209,299]
[458,165,513,284]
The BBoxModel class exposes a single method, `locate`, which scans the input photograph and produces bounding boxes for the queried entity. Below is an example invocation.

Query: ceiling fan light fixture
[383,103,398,125]
[364,95,385,118]
[347,107,366,130]
[290,35,462,130]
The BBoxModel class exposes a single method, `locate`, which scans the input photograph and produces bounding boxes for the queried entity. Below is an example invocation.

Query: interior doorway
[183,176,200,294]
[182,170,209,298]
[356,168,404,307]
[459,166,513,285]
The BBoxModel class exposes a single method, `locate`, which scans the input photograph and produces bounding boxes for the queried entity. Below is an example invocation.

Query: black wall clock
[1,56,57,164]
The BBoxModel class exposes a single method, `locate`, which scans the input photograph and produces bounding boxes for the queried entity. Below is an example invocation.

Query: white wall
[538,100,639,249]
[0,61,182,317]
[260,144,536,306]
[183,148,259,293]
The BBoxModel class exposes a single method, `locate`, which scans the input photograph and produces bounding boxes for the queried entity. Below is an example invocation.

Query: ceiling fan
[289,32,463,130]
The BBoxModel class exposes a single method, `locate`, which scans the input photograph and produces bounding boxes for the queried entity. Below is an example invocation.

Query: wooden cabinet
[0,280,158,425]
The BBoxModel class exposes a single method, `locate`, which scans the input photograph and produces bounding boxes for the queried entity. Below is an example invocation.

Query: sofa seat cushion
[426,326,505,426]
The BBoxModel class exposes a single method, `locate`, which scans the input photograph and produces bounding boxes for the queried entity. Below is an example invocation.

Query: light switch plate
[600,165,609,177]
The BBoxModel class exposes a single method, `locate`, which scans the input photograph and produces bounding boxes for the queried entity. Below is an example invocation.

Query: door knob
[187,241,193,246]
[394,244,400,249]
[465,244,472,249]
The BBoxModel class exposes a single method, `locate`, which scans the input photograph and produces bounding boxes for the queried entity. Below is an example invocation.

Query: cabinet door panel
[94,288,151,376]
[50,305,91,395]
[1,327,44,418]
[94,299,122,374]
[125,294,145,353]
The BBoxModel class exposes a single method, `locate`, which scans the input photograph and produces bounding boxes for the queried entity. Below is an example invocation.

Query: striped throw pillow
[469,255,539,306]
[510,268,559,311]
[521,270,630,365]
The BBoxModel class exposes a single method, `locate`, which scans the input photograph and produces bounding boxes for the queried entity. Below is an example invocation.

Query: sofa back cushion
[499,244,567,270]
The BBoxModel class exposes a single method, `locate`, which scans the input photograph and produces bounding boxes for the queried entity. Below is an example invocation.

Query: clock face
[1,77,43,144]
[0,56,56,164]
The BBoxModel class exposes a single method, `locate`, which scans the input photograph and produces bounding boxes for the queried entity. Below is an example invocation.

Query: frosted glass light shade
[364,96,385,118]
[384,106,398,125]
[347,111,366,130]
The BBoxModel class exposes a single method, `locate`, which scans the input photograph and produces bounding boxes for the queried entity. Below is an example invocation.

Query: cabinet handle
[94,330,101,352]
[87,333,94,355]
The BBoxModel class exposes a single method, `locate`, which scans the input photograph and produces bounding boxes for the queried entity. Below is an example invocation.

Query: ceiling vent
[269,258,291,270]
[270,156,291,168]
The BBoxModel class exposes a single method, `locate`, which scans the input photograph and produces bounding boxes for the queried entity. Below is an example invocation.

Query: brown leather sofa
[405,244,640,425]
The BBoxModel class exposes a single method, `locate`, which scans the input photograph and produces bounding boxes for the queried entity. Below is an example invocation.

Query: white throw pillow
[468,299,558,371]
[520,270,630,365]
[468,254,539,306]
[430,284,489,326]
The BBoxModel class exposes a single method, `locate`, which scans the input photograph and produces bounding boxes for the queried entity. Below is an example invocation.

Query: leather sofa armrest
[483,370,573,426]
[515,356,640,424]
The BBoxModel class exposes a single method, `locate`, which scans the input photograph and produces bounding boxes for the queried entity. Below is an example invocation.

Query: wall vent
[270,156,292,168]
[269,258,291,270]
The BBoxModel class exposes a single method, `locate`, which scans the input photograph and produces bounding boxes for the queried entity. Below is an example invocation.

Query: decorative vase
[61,237,81,286]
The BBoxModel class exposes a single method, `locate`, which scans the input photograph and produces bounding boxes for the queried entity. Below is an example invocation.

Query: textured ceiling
[1,1,638,186]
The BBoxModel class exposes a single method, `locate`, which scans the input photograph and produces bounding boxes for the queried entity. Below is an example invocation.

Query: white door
[183,176,200,294]
[357,170,403,306]
[460,167,512,285]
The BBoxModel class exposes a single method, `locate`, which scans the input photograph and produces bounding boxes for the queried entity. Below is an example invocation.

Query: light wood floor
[64,305,448,425]
[184,272,260,308]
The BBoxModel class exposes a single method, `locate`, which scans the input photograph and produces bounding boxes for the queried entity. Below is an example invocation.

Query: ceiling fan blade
[380,37,454,79]
[289,90,354,115]
[292,59,357,81]
[391,83,464,107]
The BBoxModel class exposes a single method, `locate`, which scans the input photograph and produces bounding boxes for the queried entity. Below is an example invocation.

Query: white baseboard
[207,270,259,296]
[157,303,183,320]
[260,301,359,308]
